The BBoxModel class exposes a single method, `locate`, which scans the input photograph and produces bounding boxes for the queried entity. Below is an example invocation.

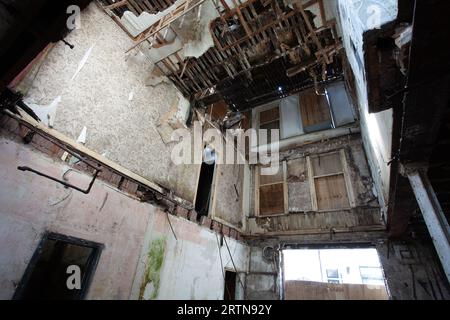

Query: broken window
[307,150,355,211]
[13,233,102,300]
[256,162,288,216]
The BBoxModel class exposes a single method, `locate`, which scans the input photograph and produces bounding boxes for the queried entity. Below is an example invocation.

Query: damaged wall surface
[337,0,398,220]
[248,134,383,236]
[130,208,249,300]
[0,133,151,299]
[14,3,199,203]
[0,129,249,300]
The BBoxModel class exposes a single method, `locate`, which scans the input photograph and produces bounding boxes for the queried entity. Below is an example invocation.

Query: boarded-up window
[299,88,332,133]
[308,151,351,211]
[257,162,287,216]
[259,106,280,144]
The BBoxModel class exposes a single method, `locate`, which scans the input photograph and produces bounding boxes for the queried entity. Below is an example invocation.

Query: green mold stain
[140,238,166,300]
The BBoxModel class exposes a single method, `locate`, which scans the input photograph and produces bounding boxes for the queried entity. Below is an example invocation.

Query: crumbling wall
[248,134,383,235]
[246,246,280,300]
[337,0,398,220]
[0,134,151,299]
[212,164,245,230]
[15,3,199,204]
[377,237,450,300]
[0,132,250,300]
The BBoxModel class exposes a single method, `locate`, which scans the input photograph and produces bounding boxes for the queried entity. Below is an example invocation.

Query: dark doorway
[195,161,215,220]
[224,270,237,300]
[13,232,103,300]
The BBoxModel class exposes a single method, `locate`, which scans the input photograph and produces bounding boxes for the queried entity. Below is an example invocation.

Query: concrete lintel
[406,169,450,283]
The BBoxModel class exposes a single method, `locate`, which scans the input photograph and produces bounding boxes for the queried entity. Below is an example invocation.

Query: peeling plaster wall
[337,0,398,219]
[248,134,383,235]
[16,3,199,203]
[130,208,249,300]
[0,134,152,299]
[0,134,249,300]
[212,164,245,230]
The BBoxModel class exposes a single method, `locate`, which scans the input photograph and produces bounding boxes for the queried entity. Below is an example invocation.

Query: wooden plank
[299,87,331,128]
[306,156,318,211]
[340,149,356,208]
[283,161,289,214]
[259,183,285,216]
[314,174,349,211]
[259,106,280,124]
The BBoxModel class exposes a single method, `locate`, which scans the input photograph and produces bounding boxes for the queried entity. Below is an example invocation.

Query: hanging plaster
[25,96,61,128]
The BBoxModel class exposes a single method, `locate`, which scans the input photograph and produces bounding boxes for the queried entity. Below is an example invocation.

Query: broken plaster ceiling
[122,0,219,60]
[113,0,344,111]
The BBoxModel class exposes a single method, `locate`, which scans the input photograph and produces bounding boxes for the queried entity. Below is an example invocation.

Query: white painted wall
[130,210,249,300]
[337,0,398,217]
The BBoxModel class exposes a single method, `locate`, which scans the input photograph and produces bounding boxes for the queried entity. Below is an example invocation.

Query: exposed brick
[211,220,222,232]
[189,210,198,222]
[98,168,113,182]
[176,206,189,219]
[229,229,238,240]
[222,225,230,237]
[201,216,212,228]
[109,173,122,186]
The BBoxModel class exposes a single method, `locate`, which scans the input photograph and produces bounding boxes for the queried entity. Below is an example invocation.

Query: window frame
[13,232,103,300]
[306,149,356,212]
[255,161,289,217]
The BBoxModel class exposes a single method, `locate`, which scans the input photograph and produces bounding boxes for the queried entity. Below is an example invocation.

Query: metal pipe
[17,166,100,194]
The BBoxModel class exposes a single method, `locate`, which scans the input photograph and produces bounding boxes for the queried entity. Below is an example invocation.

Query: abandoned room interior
[0,0,449,301]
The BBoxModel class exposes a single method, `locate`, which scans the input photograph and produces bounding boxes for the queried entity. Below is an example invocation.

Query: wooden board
[285,281,388,300]
[299,88,331,128]
[314,174,350,210]
[311,152,342,177]
[259,106,280,125]
[259,183,285,216]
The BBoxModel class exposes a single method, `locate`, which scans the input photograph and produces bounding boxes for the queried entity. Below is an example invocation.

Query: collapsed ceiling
[99,0,344,111]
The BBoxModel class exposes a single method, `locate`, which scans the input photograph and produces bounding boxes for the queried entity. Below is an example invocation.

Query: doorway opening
[195,159,216,221]
[13,232,103,300]
[224,270,237,300]
[282,247,389,300]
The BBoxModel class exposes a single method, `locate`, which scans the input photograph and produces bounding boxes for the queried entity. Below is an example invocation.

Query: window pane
[326,81,356,127]
[280,95,304,139]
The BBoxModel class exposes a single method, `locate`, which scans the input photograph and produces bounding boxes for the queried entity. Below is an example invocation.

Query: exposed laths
[97,0,177,17]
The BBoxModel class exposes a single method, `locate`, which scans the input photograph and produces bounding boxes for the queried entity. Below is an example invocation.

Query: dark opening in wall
[13,232,103,300]
[224,270,237,301]
[195,160,216,220]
